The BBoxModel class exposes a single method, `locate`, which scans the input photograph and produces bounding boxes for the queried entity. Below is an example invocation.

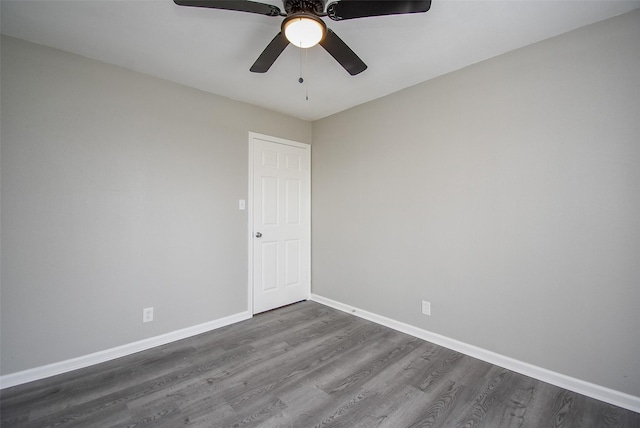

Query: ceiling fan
[173,0,432,76]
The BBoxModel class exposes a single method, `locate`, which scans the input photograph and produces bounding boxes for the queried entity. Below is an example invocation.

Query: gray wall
[0,35,311,374]
[311,10,640,397]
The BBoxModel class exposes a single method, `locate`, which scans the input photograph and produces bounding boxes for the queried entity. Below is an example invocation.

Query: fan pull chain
[305,47,309,101]
[298,47,310,101]
[299,46,304,84]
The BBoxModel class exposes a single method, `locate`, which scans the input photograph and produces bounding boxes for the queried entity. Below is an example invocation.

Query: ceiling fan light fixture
[282,14,326,48]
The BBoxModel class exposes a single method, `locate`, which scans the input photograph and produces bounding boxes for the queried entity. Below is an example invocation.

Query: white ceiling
[2,0,639,121]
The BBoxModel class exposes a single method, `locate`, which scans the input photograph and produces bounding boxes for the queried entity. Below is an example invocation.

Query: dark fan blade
[319,29,367,76]
[173,0,281,17]
[250,32,290,73]
[327,0,431,21]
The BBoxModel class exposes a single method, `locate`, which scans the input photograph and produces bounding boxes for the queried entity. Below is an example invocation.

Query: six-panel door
[252,136,310,314]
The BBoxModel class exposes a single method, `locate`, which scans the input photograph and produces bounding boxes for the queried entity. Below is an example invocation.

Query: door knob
[255,232,262,238]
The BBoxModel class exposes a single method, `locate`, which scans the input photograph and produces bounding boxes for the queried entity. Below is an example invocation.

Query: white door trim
[247,132,311,315]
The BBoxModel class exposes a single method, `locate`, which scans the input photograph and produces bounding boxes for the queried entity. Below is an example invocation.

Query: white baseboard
[310,294,640,414]
[0,311,251,390]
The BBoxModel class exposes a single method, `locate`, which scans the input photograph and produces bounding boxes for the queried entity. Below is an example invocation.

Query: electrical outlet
[421,300,431,316]
[143,307,154,323]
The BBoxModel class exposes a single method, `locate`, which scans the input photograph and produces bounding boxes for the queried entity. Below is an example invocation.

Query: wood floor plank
[220,324,388,412]
[333,345,451,428]
[1,301,638,427]
[547,389,586,428]
[450,366,516,427]
[406,380,465,428]
[481,373,538,428]
[342,344,442,425]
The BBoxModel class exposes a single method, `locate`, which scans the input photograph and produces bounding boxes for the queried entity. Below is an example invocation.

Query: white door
[249,133,310,314]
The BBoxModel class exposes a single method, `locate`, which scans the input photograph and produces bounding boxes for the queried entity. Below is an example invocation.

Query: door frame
[247,132,311,315]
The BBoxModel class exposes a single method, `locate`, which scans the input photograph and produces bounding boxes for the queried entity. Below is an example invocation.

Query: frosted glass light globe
[283,16,325,48]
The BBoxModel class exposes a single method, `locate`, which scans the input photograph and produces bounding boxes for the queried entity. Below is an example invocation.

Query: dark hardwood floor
[1,301,638,427]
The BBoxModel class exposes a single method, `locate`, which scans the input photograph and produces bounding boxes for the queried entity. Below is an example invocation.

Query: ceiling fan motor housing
[173,0,432,75]
[284,0,325,15]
